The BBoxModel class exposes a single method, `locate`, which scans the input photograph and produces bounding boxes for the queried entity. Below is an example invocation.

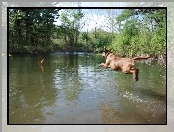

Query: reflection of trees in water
[64,56,82,101]
[9,54,166,124]
[9,54,57,124]
[63,54,79,68]
[52,53,102,102]
[56,54,83,101]
[62,76,83,101]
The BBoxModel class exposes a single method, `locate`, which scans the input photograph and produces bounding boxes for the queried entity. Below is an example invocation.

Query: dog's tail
[132,55,150,60]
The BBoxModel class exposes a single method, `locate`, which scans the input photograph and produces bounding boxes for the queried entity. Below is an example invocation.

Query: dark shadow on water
[139,89,166,101]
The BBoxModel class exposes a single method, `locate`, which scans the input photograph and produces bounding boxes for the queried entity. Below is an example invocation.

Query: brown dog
[99,48,150,81]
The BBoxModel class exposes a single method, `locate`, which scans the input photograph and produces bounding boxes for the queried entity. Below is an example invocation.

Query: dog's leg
[99,63,110,68]
[136,69,139,81]
[99,60,110,68]
[130,69,139,81]
[123,69,137,81]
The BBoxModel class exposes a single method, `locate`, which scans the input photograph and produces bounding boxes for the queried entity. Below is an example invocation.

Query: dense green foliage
[9,8,166,59]
[54,9,84,51]
[9,8,59,53]
[109,9,166,57]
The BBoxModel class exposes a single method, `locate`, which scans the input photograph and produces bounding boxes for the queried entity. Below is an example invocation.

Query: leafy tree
[111,9,166,57]
[59,9,84,51]
[9,8,60,53]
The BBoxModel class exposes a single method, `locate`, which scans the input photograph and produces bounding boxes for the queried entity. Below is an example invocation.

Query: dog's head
[102,48,112,58]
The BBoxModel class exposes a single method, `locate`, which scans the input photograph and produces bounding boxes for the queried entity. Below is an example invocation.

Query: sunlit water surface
[9,53,166,124]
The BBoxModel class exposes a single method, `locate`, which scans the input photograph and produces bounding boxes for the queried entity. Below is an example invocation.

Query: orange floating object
[41,59,44,64]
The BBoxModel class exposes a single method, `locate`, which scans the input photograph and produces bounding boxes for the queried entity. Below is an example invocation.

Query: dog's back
[110,57,135,71]
[99,48,150,81]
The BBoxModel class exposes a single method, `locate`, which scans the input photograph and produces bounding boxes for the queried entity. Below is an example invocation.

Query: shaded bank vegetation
[8,7,166,64]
